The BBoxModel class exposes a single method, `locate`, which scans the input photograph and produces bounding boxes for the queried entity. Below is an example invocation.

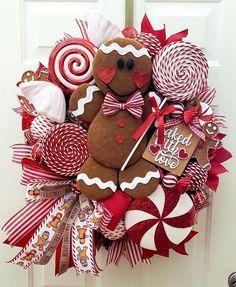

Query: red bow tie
[102,91,144,119]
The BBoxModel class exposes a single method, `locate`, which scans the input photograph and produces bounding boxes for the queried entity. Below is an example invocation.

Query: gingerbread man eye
[208,123,212,127]
[213,126,217,130]
[127,59,134,70]
[117,58,125,70]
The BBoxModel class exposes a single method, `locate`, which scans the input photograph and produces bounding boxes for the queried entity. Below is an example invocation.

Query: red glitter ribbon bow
[102,91,144,119]
[133,97,176,145]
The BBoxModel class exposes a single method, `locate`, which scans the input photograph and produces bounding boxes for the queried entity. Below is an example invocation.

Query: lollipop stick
[121,97,167,171]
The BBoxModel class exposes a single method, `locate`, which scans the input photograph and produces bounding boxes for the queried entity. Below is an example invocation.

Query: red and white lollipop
[42,123,88,176]
[49,38,97,94]
[125,185,195,255]
[153,41,208,102]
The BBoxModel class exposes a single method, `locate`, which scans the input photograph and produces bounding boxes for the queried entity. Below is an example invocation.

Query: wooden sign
[143,123,200,176]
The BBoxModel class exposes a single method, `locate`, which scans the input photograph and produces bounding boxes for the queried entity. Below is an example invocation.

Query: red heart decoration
[178,148,189,159]
[149,144,160,155]
[132,71,150,88]
[96,67,116,84]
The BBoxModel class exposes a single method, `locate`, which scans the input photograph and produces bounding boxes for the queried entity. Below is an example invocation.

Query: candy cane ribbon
[75,19,89,41]
[21,158,68,185]
[11,144,32,164]
[107,236,151,268]
[133,97,175,145]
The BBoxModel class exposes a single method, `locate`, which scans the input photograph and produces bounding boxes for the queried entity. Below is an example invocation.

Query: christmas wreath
[2,11,231,275]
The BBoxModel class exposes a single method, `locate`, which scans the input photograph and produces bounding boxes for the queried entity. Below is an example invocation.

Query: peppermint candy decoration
[42,123,88,176]
[162,173,178,189]
[153,41,208,102]
[30,114,55,141]
[135,33,161,60]
[49,38,97,94]
[171,103,184,118]
[183,162,208,191]
[125,186,195,254]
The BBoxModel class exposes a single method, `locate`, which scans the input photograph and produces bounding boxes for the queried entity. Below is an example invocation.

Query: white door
[0,0,235,287]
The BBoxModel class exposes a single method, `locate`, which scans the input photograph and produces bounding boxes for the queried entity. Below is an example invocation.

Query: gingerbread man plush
[193,121,222,169]
[69,37,160,200]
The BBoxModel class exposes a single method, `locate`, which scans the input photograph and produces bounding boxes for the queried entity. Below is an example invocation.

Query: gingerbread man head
[93,37,152,97]
[203,121,219,138]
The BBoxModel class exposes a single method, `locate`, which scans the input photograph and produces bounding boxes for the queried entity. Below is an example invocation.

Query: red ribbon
[133,97,176,145]
[141,14,188,47]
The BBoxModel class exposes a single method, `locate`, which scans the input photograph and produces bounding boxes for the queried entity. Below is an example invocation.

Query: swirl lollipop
[153,41,208,102]
[49,38,97,94]
[42,123,88,176]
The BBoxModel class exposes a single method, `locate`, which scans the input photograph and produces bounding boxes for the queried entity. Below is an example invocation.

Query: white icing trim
[72,85,100,116]
[77,173,116,192]
[120,170,160,191]
[100,43,150,58]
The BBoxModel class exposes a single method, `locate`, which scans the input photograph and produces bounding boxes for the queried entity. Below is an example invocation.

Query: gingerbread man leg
[119,158,160,198]
[76,156,117,200]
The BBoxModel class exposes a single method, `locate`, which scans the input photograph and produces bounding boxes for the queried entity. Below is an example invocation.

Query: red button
[115,135,125,144]
[117,118,126,128]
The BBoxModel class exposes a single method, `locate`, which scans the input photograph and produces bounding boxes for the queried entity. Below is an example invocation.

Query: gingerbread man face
[93,37,152,97]
[203,122,218,138]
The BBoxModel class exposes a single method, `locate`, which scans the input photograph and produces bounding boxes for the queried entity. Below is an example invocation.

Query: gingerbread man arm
[208,138,223,149]
[69,84,104,123]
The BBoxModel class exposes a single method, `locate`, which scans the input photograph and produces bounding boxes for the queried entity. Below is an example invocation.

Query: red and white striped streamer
[107,236,151,268]
[11,144,32,164]
[2,198,58,246]
[75,19,89,41]
[8,192,76,269]
[213,114,227,128]
[198,86,216,105]
[153,41,208,102]
[21,158,68,186]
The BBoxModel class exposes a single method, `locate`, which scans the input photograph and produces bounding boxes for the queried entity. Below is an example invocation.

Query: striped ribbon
[102,91,144,119]
[107,236,151,268]
[2,199,58,247]
[21,158,68,185]
[75,19,89,41]
[11,144,32,164]
[212,114,227,128]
